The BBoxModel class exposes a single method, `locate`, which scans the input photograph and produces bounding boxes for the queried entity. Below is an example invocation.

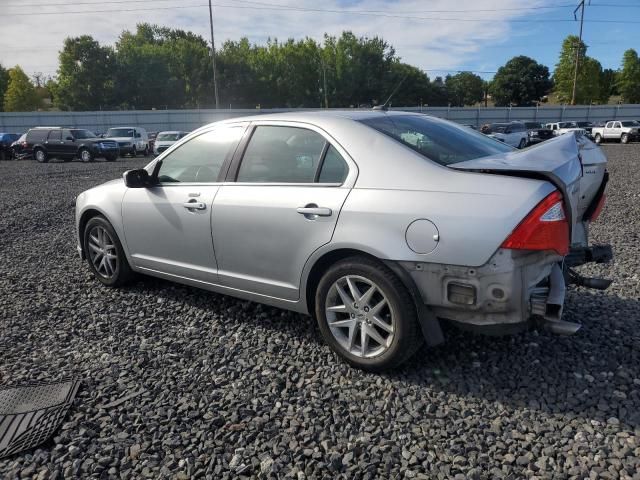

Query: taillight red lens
[588,193,606,222]
[501,191,569,256]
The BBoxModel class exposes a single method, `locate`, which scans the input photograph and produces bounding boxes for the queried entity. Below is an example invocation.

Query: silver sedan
[76,111,610,370]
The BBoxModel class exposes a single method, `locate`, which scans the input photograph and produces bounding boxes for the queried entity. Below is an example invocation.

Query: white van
[105,126,149,156]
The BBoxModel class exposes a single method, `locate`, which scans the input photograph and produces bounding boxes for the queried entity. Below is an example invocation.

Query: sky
[1,0,639,81]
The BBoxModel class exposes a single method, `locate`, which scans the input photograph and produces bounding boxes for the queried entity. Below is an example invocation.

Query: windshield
[157,133,181,141]
[359,115,513,166]
[490,123,510,133]
[70,129,96,139]
[576,122,592,127]
[524,122,541,129]
[106,128,135,137]
[559,122,578,128]
[621,121,640,127]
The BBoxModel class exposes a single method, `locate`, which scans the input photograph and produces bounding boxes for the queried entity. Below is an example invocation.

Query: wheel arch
[302,246,444,346]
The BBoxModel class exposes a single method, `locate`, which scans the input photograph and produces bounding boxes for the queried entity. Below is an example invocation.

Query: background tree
[3,66,41,112]
[490,56,552,106]
[600,68,619,101]
[0,64,9,112]
[553,35,603,104]
[617,49,640,104]
[445,72,484,106]
[54,36,115,110]
[382,62,431,107]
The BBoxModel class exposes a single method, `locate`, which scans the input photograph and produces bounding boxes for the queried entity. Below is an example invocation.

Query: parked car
[153,131,189,156]
[104,127,149,156]
[0,133,21,160]
[25,127,119,163]
[485,121,529,148]
[545,122,587,138]
[9,134,28,160]
[522,122,554,145]
[591,120,640,144]
[76,112,610,370]
[576,121,594,135]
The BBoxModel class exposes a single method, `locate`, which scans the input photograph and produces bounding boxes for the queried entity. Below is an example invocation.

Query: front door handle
[183,201,206,210]
[297,205,332,217]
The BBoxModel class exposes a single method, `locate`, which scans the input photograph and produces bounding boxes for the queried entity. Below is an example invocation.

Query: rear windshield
[157,133,181,141]
[359,115,513,166]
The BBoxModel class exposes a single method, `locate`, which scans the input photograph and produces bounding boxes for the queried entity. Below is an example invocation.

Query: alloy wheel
[87,226,118,279]
[81,149,91,162]
[324,275,395,358]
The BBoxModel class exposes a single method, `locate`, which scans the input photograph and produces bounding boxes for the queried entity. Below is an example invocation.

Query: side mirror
[123,168,153,188]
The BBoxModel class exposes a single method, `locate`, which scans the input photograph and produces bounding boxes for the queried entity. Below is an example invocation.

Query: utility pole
[208,0,219,109]
[571,0,589,106]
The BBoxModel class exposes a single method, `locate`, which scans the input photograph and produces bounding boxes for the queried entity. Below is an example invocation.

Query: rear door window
[236,126,327,183]
[318,145,348,183]
[47,130,61,141]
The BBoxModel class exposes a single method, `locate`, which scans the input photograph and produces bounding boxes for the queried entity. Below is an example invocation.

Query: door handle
[183,201,206,210]
[297,206,332,217]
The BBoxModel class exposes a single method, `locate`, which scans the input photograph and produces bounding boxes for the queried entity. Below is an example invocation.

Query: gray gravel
[0,146,639,479]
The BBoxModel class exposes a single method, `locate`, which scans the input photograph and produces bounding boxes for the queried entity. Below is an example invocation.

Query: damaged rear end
[430,134,613,335]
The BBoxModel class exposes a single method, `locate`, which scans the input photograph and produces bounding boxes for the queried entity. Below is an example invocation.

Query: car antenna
[373,73,408,111]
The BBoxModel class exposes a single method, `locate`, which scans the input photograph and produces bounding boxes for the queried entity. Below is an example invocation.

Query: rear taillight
[501,191,569,256]
[588,193,606,222]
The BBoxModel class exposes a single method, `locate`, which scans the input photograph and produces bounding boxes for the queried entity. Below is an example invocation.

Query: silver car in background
[75,111,610,370]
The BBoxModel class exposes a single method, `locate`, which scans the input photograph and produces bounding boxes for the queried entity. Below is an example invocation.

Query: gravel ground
[0,146,639,480]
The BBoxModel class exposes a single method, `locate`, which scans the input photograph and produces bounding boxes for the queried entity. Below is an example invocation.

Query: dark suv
[25,127,119,163]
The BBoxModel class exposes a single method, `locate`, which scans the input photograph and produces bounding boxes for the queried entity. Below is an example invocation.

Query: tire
[314,255,423,371]
[34,148,48,163]
[83,216,134,287]
[79,148,94,163]
[621,133,629,144]
[131,146,137,157]
[143,145,149,156]
[518,138,527,149]
[594,133,602,145]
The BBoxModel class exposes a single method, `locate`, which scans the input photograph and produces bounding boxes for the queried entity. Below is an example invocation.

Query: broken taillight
[501,191,569,256]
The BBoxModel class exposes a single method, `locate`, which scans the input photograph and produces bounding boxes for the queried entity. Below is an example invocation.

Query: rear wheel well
[305,248,385,316]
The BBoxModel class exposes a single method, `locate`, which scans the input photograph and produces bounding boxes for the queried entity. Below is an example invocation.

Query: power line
[3,0,640,23]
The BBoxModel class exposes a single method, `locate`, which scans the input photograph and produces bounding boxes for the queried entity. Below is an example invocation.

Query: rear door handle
[297,206,332,217]
[183,201,206,210]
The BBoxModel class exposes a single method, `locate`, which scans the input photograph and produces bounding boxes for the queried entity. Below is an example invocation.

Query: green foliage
[490,56,552,106]
[0,64,9,112]
[553,35,604,104]
[3,66,41,112]
[54,36,115,110]
[445,72,484,106]
[617,49,640,104]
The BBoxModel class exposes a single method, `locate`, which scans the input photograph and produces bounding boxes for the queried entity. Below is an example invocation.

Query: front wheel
[518,138,527,149]
[83,216,133,287]
[594,133,602,145]
[79,148,94,163]
[315,256,423,371]
[621,133,629,144]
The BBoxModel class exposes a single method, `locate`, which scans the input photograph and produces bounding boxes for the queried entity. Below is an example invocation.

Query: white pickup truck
[591,120,640,144]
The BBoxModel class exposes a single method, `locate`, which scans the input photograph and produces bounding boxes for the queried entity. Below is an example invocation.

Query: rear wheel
[621,133,629,144]
[315,256,423,371]
[83,216,133,287]
[594,133,602,144]
[34,148,48,163]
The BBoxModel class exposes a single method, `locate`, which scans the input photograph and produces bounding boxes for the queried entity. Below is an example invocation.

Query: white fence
[1,105,640,134]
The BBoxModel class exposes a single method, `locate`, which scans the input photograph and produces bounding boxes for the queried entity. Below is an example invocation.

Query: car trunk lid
[449,133,605,248]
